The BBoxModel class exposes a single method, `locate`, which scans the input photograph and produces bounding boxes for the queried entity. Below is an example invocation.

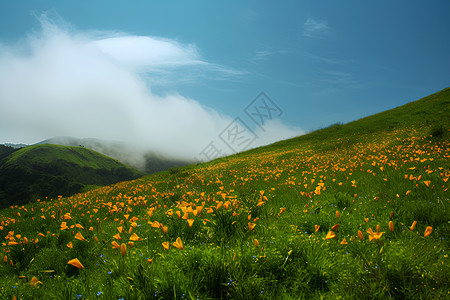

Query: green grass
[0,88,449,299]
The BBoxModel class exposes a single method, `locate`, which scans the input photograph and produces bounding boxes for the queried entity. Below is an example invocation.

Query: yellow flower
[162,241,170,251]
[424,226,432,237]
[325,231,336,240]
[67,258,84,269]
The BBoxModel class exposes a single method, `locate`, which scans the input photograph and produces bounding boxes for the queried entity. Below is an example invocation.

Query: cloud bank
[0,16,303,162]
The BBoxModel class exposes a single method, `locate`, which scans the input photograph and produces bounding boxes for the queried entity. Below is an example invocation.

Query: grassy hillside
[0,89,448,299]
[0,144,142,208]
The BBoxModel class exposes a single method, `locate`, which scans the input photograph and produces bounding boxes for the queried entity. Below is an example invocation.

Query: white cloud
[93,36,205,71]
[303,18,332,39]
[0,15,304,163]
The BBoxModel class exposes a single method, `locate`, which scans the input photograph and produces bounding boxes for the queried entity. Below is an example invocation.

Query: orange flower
[111,241,120,249]
[340,239,348,245]
[410,220,417,231]
[74,232,86,241]
[331,224,340,231]
[67,258,84,269]
[67,242,73,249]
[30,276,42,287]
[162,241,170,251]
[389,221,394,232]
[424,226,432,237]
[113,233,122,240]
[75,224,84,229]
[367,227,384,242]
[128,241,134,248]
[254,239,259,247]
[423,180,431,187]
[315,225,320,233]
[248,222,256,231]
[121,243,127,256]
[325,231,336,240]
[162,226,168,235]
[147,258,153,264]
[129,233,141,241]
[187,219,194,227]
[173,237,183,250]
[150,221,161,228]
[336,210,340,218]
[358,230,364,240]
[60,222,69,230]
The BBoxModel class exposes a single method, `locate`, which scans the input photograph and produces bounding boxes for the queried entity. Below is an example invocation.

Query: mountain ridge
[0,144,143,208]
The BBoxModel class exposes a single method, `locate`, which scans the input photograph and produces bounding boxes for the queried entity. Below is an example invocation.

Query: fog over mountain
[0,15,303,164]
[36,136,189,173]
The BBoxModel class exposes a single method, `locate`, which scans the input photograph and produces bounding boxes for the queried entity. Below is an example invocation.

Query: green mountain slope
[246,87,449,155]
[0,144,142,208]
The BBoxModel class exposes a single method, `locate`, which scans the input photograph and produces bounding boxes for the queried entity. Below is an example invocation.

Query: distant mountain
[2,143,28,148]
[0,144,142,208]
[36,136,190,174]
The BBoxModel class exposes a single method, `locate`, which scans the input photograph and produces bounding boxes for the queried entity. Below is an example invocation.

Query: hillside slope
[0,144,142,208]
[0,88,448,299]
[254,87,449,154]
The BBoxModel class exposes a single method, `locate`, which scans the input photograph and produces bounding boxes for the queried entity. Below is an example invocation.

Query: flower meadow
[0,124,449,299]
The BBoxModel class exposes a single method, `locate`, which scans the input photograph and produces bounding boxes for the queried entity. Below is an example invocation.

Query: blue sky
[0,1,449,160]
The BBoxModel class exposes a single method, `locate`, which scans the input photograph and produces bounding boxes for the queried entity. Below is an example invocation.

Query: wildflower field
[1,89,449,299]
